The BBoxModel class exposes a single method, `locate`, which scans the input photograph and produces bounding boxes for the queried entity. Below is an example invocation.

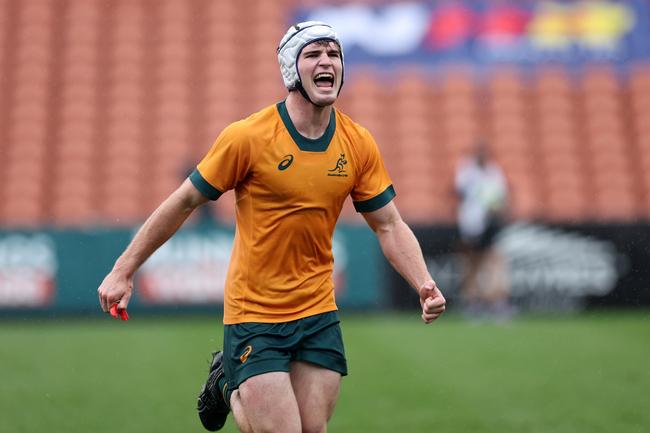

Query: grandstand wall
[1,0,649,227]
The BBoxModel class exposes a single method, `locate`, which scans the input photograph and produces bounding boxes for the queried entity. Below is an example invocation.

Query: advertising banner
[0,233,57,307]
[388,223,648,311]
[136,225,383,308]
[296,0,650,67]
[0,225,384,313]
[2,222,645,315]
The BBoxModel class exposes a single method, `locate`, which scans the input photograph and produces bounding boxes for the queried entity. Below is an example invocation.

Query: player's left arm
[362,201,446,323]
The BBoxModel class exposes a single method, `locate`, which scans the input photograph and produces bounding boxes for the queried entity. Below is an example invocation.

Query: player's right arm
[97,178,209,313]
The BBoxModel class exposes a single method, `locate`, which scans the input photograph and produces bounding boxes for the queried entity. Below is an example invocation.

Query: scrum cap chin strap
[295,82,327,108]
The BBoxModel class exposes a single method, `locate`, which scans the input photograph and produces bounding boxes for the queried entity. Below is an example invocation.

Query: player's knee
[238,377,302,433]
[255,417,301,433]
[300,405,333,433]
[301,419,327,433]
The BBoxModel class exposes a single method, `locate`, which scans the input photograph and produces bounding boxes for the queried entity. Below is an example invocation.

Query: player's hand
[97,271,133,319]
[419,280,446,324]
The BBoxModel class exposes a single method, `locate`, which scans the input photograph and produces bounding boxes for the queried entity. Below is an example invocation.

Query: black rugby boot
[197,351,230,431]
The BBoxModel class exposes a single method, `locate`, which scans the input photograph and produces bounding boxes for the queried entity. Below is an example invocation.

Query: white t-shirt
[455,157,507,240]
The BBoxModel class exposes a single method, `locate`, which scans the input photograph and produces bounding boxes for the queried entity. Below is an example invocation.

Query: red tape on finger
[110,304,129,321]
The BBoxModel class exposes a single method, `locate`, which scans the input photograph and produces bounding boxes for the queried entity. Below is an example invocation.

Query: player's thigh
[290,361,341,433]
[238,371,302,433]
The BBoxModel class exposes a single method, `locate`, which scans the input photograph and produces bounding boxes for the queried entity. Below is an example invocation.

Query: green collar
[276,101,336,152]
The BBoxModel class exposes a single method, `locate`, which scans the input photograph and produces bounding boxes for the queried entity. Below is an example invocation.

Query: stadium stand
[0,0,648,227]
[630,65,650,216]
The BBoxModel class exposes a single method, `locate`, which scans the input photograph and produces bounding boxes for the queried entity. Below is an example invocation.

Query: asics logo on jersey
[327,153,348,177]
[278,154,294,171]
[240,345,253,363]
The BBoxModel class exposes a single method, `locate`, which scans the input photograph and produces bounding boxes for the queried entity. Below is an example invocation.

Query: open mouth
[314,72,335,88]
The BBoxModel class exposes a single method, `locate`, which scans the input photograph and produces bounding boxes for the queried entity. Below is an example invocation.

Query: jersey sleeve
[189,122,253,200]
[350,128,396,213]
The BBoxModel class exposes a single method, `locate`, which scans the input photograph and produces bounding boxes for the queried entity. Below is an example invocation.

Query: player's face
[297,41,343,106]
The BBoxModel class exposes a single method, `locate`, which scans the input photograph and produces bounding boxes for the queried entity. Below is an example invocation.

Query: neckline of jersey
[276,100,336,152]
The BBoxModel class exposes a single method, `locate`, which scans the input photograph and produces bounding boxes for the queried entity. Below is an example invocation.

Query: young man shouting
[97,21,446,433]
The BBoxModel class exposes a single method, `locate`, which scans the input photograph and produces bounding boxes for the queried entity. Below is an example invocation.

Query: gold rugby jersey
[190,101,395,324]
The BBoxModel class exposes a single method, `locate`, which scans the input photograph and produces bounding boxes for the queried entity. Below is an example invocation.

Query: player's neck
[285,92,333,139]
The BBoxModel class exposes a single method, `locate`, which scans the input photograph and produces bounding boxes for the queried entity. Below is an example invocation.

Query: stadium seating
[0,0,648,227]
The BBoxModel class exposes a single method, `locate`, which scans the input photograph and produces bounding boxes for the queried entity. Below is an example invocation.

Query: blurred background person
[455,143,512,320]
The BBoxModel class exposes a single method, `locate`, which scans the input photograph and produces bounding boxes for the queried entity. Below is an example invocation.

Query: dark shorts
[463,217,504,251]
[223,311,348,391]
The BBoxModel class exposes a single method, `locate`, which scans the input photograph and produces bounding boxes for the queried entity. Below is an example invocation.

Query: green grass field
[1,311,648,433]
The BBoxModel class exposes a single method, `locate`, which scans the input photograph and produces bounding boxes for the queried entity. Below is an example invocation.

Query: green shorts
[223,311,348,391]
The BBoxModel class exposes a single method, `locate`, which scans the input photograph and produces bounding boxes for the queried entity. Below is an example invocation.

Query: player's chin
[312,93,337,106]
[308,85,338,105]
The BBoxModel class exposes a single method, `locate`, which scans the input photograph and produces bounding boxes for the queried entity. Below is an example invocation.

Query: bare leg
[476,248,509,305]
[232,371,302,433]
[290,361,341,433]
[460,249,482,306]
[229,390,253,433]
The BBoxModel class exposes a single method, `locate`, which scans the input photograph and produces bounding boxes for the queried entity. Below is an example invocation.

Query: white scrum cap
[277,21,344,90]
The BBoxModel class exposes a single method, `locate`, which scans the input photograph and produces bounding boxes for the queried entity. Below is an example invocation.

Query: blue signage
[296,0,650,66]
